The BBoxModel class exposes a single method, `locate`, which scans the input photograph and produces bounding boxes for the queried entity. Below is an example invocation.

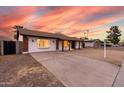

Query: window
[37,39,50,48]
[64,41,69,47]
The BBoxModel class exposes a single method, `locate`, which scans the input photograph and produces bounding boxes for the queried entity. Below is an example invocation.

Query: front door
[71,41,75,49]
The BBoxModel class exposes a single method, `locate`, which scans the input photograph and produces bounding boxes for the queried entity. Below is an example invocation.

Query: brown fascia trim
[21,34,58,39]
[20,34,83,42]
[84,41,94,43]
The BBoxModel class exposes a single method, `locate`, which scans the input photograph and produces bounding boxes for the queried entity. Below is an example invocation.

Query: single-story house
[17,28,84,53]
[84,39,101,48]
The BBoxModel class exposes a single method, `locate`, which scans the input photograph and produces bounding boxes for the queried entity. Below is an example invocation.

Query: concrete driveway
[31,51,119,87]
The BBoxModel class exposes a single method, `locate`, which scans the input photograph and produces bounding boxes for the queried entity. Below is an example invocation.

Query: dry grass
[70,48,124,66]
[0,54,64,87]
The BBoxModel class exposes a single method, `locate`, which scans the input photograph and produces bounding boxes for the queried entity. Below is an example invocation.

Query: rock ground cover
[0,54,64,87]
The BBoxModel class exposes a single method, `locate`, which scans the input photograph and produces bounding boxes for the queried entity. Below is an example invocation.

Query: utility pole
[82,29,89,39]
[84,32,86,38]
[86,30,89,39]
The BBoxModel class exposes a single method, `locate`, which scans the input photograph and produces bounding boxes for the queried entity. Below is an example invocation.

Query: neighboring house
[84,39,101,48]
[101,41,112,47]
[119,41,124,46]
[17,28,83,53]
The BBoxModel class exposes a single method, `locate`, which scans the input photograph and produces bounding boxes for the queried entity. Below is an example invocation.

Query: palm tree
[13,25,23,41]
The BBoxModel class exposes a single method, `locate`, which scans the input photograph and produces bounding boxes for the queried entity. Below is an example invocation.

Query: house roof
[0,36,13,41]
[19,28,83,41]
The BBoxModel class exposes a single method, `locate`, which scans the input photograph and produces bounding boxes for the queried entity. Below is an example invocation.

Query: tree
[106,26,121,45]
[81,37,89,40]
[13,25,23,40]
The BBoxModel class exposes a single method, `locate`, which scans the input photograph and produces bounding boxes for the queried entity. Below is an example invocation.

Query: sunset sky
[0,6,124,41]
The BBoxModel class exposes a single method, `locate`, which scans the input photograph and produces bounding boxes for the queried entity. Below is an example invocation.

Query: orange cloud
[0,7,37,28]
[0,6,38,38]
[0,6,124,40]
[34,6,124,38]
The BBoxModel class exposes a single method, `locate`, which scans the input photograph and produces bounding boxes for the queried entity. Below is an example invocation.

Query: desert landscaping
[0,48,123,87]
[0,54,64,87]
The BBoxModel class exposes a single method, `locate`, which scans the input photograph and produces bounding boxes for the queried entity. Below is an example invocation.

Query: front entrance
[82,42,85,48]
[4,41,16,55]
[71,41,76,49]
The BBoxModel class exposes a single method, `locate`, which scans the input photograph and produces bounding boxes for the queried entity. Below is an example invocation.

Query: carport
[0,36,22,55]
[3,41,16,55]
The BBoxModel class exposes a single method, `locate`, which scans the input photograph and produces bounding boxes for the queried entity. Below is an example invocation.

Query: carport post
[69,41,71,51]
[104,39,106,58]
[78,41,80,49]
[16,41,19,54]
[62,40,64,52]
[1,40,4,55]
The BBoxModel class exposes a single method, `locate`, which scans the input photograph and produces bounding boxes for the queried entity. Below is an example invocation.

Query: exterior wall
[19,35,23,41]
[75,41,80,49]
[28,37,57,53]
[84,42,95,47]
[59,40,62,51]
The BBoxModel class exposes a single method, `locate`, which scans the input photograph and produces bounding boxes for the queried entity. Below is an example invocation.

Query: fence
[0,40,22,55]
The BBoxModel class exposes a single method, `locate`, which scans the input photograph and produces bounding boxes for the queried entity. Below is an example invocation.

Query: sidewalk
[113,61,124,87]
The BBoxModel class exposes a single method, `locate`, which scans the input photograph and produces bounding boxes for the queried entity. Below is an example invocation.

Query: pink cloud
[34,6,124,38]
[0,6,124,39]
[0,6,38,38]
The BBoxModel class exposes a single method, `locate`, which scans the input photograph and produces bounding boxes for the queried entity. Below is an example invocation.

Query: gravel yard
[0,54,64,87]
